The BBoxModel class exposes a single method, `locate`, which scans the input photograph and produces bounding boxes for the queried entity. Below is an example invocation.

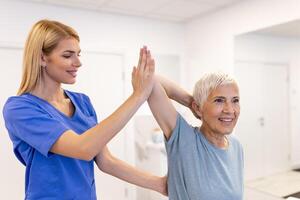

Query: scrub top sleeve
[3,98,70,157]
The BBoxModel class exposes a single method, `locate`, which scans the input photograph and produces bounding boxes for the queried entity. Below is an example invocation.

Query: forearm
[95,148,164,193]
[156,75,193,108]
[104,158,161,191]
[80,93,144,159]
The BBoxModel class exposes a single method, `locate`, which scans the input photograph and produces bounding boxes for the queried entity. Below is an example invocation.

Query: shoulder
[175,113,194,130]
[3,94,47,120]
[228,135,243,152]
[168,113,195,141]
[3,94,40,113]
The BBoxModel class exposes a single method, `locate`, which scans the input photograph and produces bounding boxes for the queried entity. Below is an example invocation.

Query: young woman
[2,19,166,199]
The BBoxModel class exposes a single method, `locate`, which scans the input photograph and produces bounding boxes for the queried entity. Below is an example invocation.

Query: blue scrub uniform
[3,90,98,200]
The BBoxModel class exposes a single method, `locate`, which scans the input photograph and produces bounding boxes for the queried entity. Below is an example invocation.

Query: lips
[219,118,234,122]
[218,117,236,127]
[66,70,77,77]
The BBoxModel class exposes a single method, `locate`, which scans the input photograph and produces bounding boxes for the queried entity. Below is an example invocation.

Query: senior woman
[147,72,243,200]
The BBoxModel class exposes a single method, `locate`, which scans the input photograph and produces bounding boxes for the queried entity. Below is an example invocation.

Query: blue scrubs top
[3,90,98,200]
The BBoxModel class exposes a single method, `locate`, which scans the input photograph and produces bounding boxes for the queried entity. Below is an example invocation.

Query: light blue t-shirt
[3,90,98,200]
[165,114,244,200]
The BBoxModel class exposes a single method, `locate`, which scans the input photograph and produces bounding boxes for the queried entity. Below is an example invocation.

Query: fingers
[143,47,155,74]
[138,46,147,73]
[146,53,155,75]
[137,48,143,69]
[131,66,136,77]
[136,45,155,77]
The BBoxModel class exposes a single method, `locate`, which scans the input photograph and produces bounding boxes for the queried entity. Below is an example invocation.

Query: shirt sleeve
[165,113,195,155]
[3,97,70,157]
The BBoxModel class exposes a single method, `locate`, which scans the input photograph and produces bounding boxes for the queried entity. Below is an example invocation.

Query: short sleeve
[3,97,69,157]
[165,113,195,155]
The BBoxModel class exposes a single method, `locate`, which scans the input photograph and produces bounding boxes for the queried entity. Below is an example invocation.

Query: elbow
[96,151,115,173]
[81,155,94,162]
[98,160,110,172]
[98,156,114,173]
[77,134,107,161]
[78,152,94,162]
[78,145,101,161]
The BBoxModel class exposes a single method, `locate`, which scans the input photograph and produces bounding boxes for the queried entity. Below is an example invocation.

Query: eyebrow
[63,50,81,54]
[213,96,239,99]
[213,96,226,99]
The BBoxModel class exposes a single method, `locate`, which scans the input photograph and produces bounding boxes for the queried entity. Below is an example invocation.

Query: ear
[191,100,202,120]
[41,53,47,67]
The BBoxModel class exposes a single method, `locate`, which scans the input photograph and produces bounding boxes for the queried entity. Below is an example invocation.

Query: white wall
[185,0,300,88]
[0,0,184,199]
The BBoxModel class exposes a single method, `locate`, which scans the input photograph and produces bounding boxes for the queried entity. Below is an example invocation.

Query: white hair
[193,72,237,108]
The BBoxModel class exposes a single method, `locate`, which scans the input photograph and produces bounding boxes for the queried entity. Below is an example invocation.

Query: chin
[63,79,76,84]
[219,128,234,135]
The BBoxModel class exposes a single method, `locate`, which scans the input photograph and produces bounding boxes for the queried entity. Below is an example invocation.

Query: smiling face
[41,38,81,85]
[198,83,240,136]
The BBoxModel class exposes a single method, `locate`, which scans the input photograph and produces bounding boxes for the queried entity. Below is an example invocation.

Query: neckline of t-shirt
[196,128,231,152]
[25,90,78,120]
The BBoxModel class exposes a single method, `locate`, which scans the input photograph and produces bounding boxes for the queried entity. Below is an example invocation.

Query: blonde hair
[17,19,80,95]
[193,72,237,108]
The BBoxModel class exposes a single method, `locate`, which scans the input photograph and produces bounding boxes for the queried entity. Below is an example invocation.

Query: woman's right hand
[131,46,155,101]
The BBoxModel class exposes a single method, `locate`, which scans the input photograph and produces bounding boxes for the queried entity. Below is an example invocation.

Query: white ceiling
[254,20,300,38]
[19,0,244,22]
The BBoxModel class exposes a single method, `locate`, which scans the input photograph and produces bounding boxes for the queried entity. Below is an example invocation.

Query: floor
[246,171,300,199]
[245,187,284,200]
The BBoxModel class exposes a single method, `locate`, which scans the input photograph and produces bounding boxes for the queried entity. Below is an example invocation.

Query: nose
[73,55,82,68]
[223,102,234,113]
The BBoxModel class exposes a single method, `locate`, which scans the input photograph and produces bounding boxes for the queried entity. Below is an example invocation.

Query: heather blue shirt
[3,90,98,200]
[165,114,244,200]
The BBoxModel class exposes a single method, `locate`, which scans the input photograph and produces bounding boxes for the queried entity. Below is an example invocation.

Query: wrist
[150,176,161,192]
[150,176,167,195]
[186,95,194,108]
[131,92,146,105]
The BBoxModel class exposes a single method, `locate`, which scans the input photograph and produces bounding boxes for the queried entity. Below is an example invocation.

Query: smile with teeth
[219,118,234,122]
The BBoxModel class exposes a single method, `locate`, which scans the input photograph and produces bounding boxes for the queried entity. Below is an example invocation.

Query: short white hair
[193,72,237,108]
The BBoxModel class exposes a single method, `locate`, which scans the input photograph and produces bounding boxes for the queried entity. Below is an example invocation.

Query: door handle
[258,117,265,127]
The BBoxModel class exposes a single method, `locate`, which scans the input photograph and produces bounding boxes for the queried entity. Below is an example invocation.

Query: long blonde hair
[17,19,80,95]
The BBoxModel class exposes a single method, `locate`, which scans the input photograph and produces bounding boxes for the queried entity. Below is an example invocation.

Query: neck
[199,126,228,149]
[31,77,65,102]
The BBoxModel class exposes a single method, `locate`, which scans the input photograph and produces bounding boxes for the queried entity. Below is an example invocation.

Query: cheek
[208,106,223,116]
[203,108,221,120]
[48,56,69,67]
[234,106,241,116]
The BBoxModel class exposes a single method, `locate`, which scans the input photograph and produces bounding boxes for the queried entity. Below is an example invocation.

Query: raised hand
[131,46,155,101]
